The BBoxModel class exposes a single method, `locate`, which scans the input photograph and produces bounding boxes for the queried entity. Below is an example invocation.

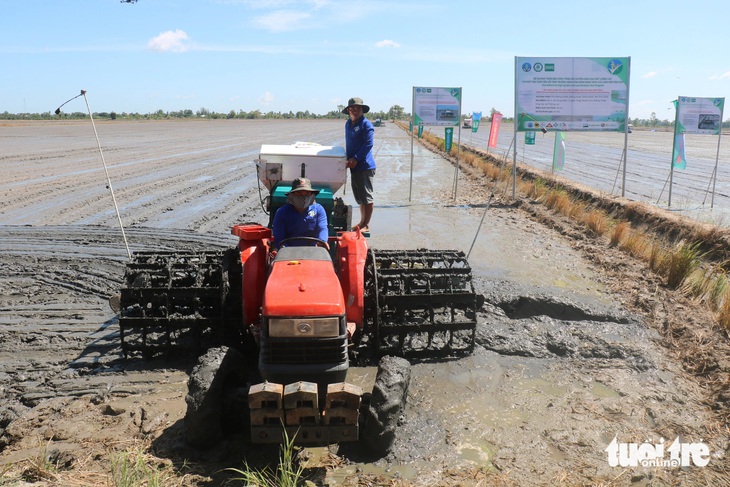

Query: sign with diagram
[413,87,462,126]
[676,96,724,135]
[515,57,630,132]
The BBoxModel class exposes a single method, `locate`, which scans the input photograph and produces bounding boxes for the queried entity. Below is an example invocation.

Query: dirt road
[0,120,727,486]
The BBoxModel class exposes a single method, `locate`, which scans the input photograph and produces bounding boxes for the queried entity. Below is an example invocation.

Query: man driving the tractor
[271,177,329,250]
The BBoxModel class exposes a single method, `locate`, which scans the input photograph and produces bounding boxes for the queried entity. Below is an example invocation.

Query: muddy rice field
[0,119,729,486]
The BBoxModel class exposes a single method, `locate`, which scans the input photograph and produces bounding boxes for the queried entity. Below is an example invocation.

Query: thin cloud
[642,71,657,79]
[259,91,274,104]
[147,30,191,53]
[709,72,730,80]
[230,0,329,8]
[376,40,401,48]
[249,2,385,32]
[252,10,313,32]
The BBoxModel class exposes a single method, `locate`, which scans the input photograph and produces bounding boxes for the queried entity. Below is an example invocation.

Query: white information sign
[413,87,461,126]
[676,96,724,135]
[515,57,630,132]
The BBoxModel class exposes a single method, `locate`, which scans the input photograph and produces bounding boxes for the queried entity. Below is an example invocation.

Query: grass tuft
[619,229,651,260]
[682,266,729,312]
[584,209,608,235]
[545,188,571,215]
[716,290,730,331]
[665,241,705,289]
[110,445,180,487]
[227,428,303,487]
[610,221,629,247]
[21,438,57,483]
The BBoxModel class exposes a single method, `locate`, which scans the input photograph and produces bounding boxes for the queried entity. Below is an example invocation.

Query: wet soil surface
[0,120,729,486]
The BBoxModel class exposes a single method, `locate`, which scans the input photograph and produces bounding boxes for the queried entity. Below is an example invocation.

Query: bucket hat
[287,177,320,194]
[342,97,370,114]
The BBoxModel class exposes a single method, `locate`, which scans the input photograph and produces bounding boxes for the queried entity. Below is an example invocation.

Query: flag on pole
[552,131,566,171]
[444,127,454,151]
[525,131,536,145]
[673,132,686,169]
[472,112,482,133]
[488,112,503,148]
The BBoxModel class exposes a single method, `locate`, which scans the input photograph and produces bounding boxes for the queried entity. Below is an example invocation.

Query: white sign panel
[676,97,724,135]
[515,57,630,132]
[413,87,462,126]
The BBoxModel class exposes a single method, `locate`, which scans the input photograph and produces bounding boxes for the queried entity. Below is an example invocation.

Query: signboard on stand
[675,96,724,135]
[410,86,464,202]
[668,96,725,207]
[515,57,630,133]
[413,87,462,127]
[513,56,631,199]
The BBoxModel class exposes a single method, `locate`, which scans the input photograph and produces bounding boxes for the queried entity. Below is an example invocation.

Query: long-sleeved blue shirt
[345,116,376,172]
[272,203,328,249]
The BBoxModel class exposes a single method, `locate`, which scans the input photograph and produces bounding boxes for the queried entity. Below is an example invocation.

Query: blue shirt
[272,203,329,249]
[345,116,376,172]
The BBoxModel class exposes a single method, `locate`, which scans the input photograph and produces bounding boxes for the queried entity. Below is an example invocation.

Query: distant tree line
[0,104,410,121]
[10,106,719,128]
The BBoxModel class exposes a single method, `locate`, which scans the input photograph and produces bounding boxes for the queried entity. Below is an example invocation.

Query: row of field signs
[411,58,724,135]
[411,59,633,131]
[411,57,724,206]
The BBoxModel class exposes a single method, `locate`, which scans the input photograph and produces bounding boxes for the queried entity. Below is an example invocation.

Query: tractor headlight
[268,317,341,338]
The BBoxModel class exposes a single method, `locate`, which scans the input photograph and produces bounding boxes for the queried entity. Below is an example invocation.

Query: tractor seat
[274,246,332,262]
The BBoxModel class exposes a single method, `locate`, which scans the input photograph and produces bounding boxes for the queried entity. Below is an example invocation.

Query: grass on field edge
[405,122,730,333]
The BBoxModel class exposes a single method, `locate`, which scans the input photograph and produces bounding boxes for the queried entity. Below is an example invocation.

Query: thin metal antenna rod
[80,90,132,259]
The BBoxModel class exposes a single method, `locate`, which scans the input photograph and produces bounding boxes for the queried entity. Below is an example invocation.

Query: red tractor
[118,143,478,455]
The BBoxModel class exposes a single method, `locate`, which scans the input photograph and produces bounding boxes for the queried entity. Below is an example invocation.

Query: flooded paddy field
[0,119,728,485]
[461,123,730,225]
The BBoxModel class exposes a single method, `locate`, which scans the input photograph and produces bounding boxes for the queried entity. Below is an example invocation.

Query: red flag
[488,113,502,148]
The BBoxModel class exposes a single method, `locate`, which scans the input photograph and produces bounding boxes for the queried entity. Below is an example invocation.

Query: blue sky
[3,0,730,120]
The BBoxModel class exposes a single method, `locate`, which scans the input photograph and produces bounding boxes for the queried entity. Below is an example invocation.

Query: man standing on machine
[343,97,376,233]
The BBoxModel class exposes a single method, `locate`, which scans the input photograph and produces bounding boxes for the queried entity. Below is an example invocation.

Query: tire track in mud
[0,225,238,417]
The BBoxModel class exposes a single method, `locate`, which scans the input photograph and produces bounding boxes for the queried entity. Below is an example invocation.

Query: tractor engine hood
[262,253,345,317]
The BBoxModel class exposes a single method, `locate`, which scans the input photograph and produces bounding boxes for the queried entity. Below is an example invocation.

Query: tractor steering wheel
[279,236,329,249]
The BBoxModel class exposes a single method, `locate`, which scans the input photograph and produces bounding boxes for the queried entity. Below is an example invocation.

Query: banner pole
[702,163,717,206]
[668,96,679,208]
[668,141,676,208]
[611,148,625,195]
[452,87,463,203]
[409,88,415,202]
[710,111,723,208]
[621,57,632,197]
